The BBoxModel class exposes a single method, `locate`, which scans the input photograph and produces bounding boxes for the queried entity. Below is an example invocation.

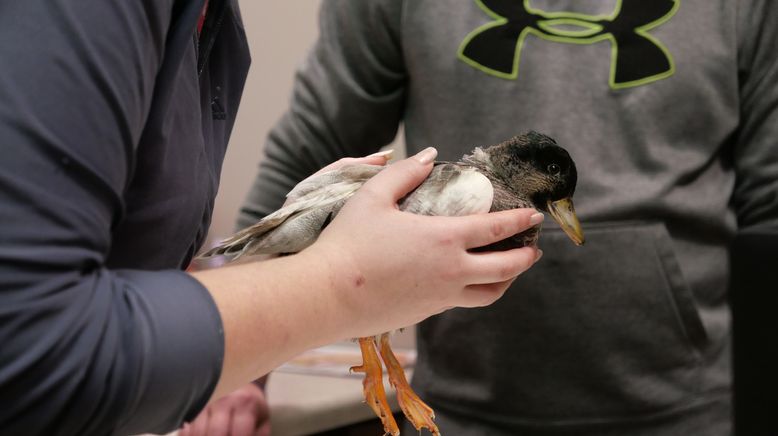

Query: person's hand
[179,382,270,436]
[312,149,394,176]
[305,147,543,338]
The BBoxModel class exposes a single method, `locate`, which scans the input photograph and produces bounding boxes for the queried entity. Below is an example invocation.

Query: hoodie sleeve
[732,0,778,231]
[237,0,407,228]
[0,1,224,435]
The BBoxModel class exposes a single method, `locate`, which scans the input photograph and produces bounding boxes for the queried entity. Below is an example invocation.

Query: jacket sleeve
[0,1,224,435]
[237,0,407,229]
[732,0,778,231]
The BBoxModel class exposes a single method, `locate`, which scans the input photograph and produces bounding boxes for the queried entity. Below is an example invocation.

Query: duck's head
[486,131,585,245]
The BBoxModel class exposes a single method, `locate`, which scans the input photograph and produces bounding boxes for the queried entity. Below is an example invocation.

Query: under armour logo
[458,0,679,89]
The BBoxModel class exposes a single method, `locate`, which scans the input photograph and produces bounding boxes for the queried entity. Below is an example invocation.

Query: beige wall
[207,1,322,244]
[209,2,414,348]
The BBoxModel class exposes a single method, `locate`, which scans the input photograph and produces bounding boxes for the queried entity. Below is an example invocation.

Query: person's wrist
[304,241,370,339]
[293,245,361,342]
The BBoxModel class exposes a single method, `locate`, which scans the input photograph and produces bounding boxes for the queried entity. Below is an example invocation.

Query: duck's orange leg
[378,333,440,436]
[351,336,399,436]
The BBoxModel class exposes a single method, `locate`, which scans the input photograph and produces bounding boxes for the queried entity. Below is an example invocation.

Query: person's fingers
[252,388,270,422]
[458,209,544,249]
[460,277,520,307]
[286,153,395,207]
[229,408,258,436]
[357,147,437,203]
[461,246,540,285]
[313,150,394,177]
[204,403,232,436]
[187,408,210,436]
[358,149,394,165]
[233,384,269,436]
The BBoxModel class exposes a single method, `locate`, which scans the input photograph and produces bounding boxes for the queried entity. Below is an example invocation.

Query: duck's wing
[200,164,383,259]
[201,163,493,259]
[285,164,383,202]
[400,163,493,216]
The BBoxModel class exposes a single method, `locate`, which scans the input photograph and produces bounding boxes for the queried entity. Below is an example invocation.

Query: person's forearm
[191,249,348,399]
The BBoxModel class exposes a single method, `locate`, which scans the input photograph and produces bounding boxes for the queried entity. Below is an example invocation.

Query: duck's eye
[547,163,561,175]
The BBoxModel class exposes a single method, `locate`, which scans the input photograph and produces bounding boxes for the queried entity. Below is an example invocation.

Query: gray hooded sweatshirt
[238,1,778,434]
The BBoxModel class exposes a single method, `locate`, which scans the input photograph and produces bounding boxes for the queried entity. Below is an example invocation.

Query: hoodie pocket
[416,221,709,422]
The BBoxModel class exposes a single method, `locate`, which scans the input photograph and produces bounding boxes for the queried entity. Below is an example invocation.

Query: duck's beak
[546,198,585,246]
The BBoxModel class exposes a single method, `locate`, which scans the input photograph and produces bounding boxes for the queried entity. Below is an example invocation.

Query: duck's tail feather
[197,206,298,260]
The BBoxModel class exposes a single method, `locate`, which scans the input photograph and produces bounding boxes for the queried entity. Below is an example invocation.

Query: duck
[199,131,584,436]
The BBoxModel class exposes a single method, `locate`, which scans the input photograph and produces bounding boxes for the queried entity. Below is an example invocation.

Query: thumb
[361,147,437,203]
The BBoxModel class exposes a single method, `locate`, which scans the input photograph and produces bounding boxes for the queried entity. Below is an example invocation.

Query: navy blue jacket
[0,0,249,434]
